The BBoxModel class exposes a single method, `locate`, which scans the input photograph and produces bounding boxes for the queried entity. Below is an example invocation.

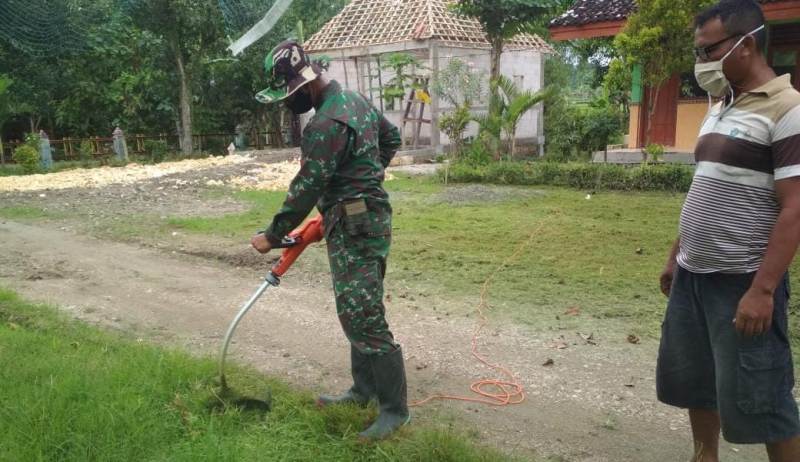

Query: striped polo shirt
[678,74,800,274]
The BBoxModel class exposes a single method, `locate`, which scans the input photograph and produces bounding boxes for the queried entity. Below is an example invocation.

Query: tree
[124,0,226,155]
[452,0,557,81]
[0,0,346,148]
[0,74,11,125]
[613,0,713,144]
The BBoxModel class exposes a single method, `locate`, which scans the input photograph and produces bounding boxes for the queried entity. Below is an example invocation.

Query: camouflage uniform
[265,80,401,355]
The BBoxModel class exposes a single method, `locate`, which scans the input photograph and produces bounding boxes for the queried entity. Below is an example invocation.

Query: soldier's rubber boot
[317,345,375,407]
[358,347,410,441]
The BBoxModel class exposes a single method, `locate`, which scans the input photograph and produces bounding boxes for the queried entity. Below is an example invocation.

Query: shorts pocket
[736,347,790,414]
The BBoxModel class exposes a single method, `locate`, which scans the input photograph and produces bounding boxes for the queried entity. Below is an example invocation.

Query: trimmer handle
[272,236,298,249]
[270,215,324,277]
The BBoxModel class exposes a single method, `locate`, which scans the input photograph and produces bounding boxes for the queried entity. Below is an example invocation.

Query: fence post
[0,135,4,164]
[112,127,129,162]
[39,130,53,170]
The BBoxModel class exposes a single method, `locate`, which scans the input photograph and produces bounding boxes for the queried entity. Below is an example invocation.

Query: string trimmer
[211,215,324,412]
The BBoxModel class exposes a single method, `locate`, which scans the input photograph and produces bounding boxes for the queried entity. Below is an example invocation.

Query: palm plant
[474,76,550,159]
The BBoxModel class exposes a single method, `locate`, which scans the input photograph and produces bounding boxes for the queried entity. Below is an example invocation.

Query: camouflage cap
[256,40,321,104]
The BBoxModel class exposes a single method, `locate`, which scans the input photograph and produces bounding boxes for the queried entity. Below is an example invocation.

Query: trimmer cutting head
[206,377,272,413]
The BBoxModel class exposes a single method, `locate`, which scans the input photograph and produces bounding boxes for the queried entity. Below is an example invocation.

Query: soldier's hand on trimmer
[251,233,272,254]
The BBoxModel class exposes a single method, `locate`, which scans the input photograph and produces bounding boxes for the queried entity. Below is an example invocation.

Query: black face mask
[286,90,313,114]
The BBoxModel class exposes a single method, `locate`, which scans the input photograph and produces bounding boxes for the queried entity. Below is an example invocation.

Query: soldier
[250,40,410,440]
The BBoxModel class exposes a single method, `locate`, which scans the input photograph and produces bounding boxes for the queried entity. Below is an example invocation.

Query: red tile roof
[550,0,783,28]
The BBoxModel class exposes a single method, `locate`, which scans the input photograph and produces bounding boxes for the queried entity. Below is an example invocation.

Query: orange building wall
[626,101,707,151]
[675,100,709,151]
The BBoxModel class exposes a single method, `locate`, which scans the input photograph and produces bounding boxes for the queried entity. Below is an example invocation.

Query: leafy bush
[380,53,425,110]
[644,143,665,162]
[12,145,40,174]
[202,137,227,155]
[431,58,486,108]
[442,160,694,192]
[461,141,492,167]
[143,140,168,162]
[580,99,623,153]
[78,140,94,166]
[24,132,40,149]
[439,106,472,157]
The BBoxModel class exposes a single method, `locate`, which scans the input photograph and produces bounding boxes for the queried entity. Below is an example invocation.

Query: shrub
[143,140,168,163]
[12,145,40,174]
[461,141,492,167]
[644,143,665,162]
[78,140,94,166]
[442,160,694,192]
[439,106,472,157]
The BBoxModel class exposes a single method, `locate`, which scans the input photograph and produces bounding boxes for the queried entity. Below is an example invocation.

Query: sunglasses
[693,34,742,61]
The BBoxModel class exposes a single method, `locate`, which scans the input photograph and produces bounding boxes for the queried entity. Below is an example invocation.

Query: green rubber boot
[317,345,375,407]
[358,347,410,441]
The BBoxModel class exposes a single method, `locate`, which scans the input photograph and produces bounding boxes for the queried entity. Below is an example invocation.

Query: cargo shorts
[656,266,800,444]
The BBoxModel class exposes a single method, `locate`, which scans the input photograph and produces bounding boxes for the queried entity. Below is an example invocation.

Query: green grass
[0,206,59,220]
[168,190,286,238]
[0,163,26,176]
[55,174,800,342]
[0,288,526,462]
[385,177,686,334]
[0,152,233,177]
[169,176,685,335]
[0,160,124,177]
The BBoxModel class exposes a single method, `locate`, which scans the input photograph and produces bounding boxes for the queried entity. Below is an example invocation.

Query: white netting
[0,0,90,56]
[218,0,277,35]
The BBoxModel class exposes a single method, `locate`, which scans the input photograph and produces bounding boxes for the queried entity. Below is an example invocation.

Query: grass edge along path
[0,288,540,462]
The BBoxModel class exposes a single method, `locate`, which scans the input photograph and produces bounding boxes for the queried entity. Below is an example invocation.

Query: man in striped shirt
[656,1,800,461]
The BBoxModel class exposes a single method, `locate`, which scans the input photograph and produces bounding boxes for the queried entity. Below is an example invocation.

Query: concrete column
[429,40,441,153]
[112,127,129,161]
[537,52,546,157]
[39,130,53,170]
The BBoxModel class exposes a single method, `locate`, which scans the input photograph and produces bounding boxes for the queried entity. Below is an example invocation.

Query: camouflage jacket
[265,80,401,244]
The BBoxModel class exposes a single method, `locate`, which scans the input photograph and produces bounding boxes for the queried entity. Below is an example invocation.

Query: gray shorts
[656,266,800,444]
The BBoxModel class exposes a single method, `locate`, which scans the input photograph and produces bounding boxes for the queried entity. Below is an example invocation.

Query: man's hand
[251,233,272,254]
[735,287,774,337]
[659,264,675,297]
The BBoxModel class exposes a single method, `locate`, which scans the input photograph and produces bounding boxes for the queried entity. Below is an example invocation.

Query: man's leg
[325,223,409,440]
[706,273,800,450]
[767,435,800,462]
[689,409,720,462]
[657,267,720,460]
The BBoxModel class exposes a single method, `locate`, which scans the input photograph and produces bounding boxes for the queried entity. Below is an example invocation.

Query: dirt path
[0,219,764,461]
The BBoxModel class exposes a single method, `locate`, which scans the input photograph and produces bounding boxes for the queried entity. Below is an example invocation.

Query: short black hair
[695,0,766,51]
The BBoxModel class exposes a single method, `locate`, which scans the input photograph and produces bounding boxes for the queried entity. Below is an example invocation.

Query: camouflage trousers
[325,199,398,355]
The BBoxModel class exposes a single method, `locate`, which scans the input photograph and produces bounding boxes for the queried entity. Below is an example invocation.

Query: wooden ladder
[401,76,431,149]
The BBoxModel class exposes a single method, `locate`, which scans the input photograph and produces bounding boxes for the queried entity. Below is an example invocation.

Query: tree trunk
[511,133,517,159]
[175,49,193,156]
[26,115,42,135]
[490,36,503,82]
[645,83,661,146]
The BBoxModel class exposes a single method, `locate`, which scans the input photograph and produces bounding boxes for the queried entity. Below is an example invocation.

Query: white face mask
[694,25,765,98]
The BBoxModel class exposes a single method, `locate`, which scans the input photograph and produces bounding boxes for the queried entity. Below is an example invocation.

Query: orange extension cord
[410,220,546,408]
